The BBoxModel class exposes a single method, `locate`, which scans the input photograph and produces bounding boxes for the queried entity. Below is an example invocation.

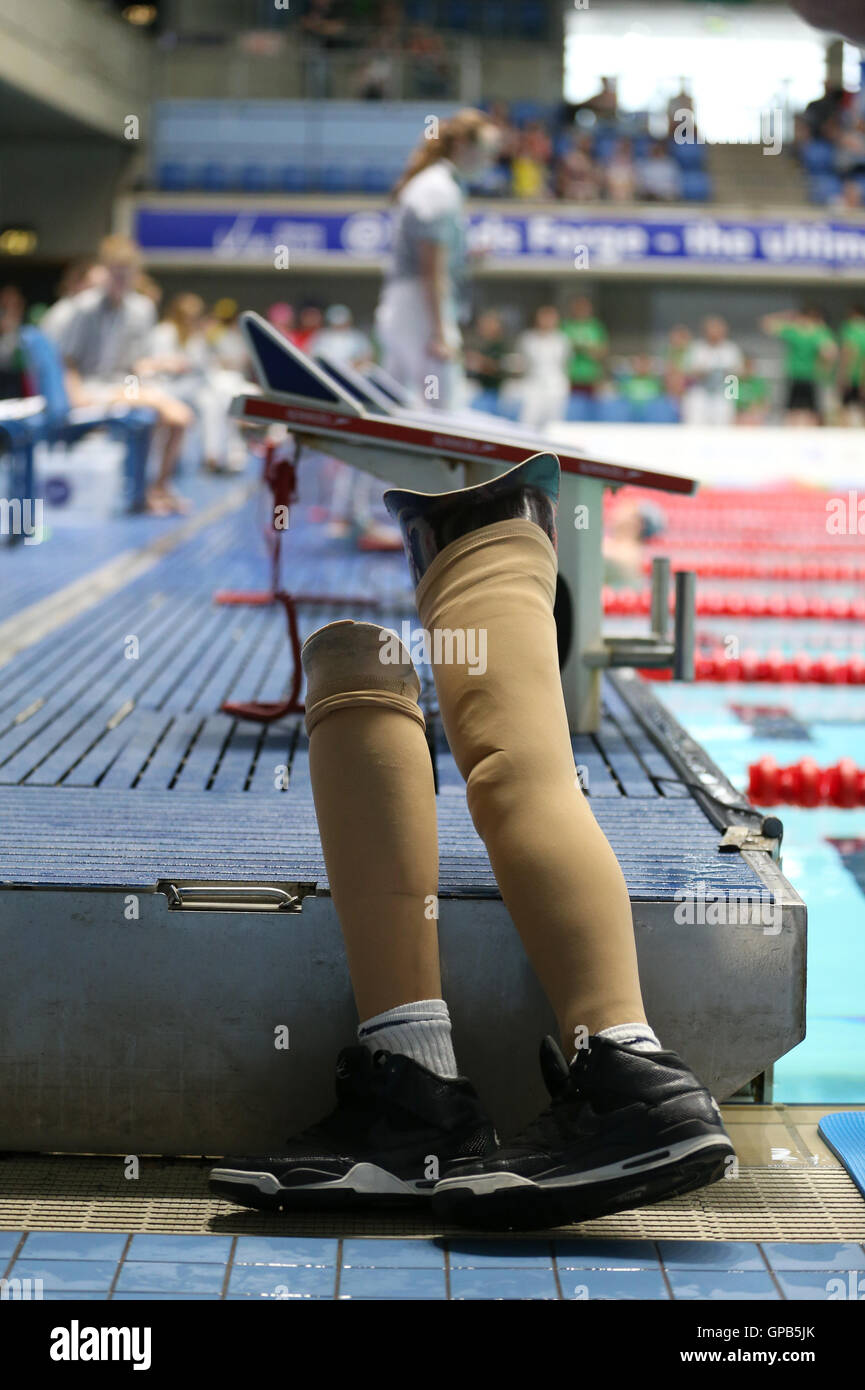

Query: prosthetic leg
[209,618,495,1213]
[384,453,734,1230]
[385,452,647,1043]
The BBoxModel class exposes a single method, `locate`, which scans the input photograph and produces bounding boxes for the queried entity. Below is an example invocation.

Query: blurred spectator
[619,354,664,405]
[311,303,372,368]
[832,179,865,210]
[580,77,619,121]
[208,300,249,373]
[734,356,771,426]
[140,292,246,475]
[664,323,692,401]
[291,304,325,353]
[406,26,449,99]
[556,133,603,201]
[839,303,865,424]
[562,296,609,395]
[0,285,31,398]
[48,235,193,514]
[488,101,520,168]
[199,300,252,472]
[464,310,512,398]
[666,84,696,139]
[266,302,295,338]
[512,123,553,199]
[141,292,209,385]
[801,82,848,140]
[682,316,744,427]
[761,305,837,426]
[604,496,667,589]
[833,115,865,180]
[302,0,350,98]
[638,140,683,202]
[604,139,638,202]
[40,260,107,340]
[514,304,570,430]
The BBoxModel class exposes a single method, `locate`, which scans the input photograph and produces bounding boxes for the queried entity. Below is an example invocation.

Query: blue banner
[134,205,865,272]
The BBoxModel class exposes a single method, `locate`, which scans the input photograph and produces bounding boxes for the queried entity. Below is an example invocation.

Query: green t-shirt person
[775,320,835,381]
[620,371,663,403]
[735,374,769,412]
[840,314,865,387]
[562,311,608,386]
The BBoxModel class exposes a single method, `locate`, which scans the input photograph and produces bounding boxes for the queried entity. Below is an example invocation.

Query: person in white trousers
[375,109,500,413]
[514,305,572,432]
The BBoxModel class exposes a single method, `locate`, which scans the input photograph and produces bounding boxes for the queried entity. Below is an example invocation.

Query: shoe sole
[432,1133,735,1232]
[209,1161,430,1213]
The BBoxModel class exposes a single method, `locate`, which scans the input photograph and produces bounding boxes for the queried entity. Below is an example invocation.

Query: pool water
[658,680,865,1103]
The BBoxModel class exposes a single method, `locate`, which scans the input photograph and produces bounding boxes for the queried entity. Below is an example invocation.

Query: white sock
[358,999,458,1079]
[595,1022,663,1054]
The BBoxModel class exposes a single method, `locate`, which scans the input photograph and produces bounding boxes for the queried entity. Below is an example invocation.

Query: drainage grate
[1,1155,862,1240]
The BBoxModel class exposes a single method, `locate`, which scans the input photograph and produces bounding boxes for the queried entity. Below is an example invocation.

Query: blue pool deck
[2,1231,865,1300]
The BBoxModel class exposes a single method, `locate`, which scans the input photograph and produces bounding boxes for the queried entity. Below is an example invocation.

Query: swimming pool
[658,679,865,1104]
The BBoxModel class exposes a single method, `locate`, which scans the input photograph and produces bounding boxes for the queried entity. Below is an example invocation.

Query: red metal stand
[215,437,378,723]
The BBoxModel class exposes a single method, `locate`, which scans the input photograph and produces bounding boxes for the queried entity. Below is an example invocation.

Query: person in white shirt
[375,108,500,411]
[682,316,744,427]
[49,235,193,514]
[138,293,248,474]
[515,305,572,431]
[310,304,372,371]
[637,141,683,203]
[311,307,385,544]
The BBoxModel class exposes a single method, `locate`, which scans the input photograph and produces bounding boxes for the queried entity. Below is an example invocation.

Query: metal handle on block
[673,570,696,681]
[158,882,306,913]
[650,556,670,639]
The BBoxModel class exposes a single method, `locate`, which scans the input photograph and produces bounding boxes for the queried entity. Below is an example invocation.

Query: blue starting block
[0,496,805,1154]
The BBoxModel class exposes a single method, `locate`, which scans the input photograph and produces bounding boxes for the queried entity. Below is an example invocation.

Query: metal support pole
[650,555,671,639]
[557,473,604,733]
[673,570,696,681]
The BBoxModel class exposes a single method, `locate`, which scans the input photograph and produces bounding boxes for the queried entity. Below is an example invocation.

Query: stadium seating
[151,100,714,201]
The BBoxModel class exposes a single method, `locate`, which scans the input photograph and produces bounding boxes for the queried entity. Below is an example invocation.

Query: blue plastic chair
[0,403,44,542]
[670,139,706,171]
[809,172,841,204]
[278,165,311,193]
[157,162,190,192]
[565,393,594,423]
[631,395,681,425]
[320,165,352,193]
[200,161,230,192]
[594,397,634,424]
[800,139,836,174]
[518,0,546,38]
[681,169,712,201]
[240,163,272,193]
[361,166,393,195]
[469,389,501,415]
[20,326,157,512]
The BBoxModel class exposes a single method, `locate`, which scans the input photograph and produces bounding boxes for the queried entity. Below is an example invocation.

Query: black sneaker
[209,1046,497,1211]
[432,1035,735,1231]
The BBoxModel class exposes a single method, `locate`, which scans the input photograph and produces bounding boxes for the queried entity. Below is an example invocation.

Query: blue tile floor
[2,1234,864,1300]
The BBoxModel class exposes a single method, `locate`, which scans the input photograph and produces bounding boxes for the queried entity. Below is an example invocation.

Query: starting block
[231,313,699,734]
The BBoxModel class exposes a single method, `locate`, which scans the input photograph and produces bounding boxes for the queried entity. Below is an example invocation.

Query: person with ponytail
[374,108,500,411]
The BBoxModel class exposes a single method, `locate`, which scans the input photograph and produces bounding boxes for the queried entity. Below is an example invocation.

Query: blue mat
[818,1112,865,1200]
